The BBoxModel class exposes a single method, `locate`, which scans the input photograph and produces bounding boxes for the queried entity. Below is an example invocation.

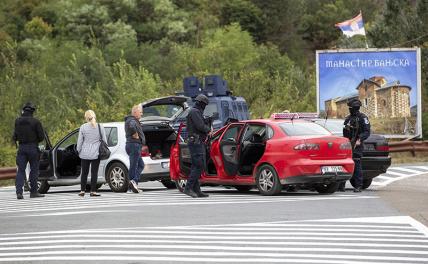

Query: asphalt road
[0,164,427,263]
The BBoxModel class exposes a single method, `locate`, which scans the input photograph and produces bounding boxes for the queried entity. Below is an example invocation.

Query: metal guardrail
[0,141,427,180]
[0,167,16,180]
[389,141,428,155]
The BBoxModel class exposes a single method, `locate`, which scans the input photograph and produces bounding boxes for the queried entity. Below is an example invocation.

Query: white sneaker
[129,180,140,193]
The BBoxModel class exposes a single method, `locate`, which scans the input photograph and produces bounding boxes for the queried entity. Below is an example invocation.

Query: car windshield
[142,105,184,121]
[279,122,331,136]
[175,102,219,120]
[314,119,344,134]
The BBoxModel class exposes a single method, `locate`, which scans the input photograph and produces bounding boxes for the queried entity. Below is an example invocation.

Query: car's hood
[141,96,188,108]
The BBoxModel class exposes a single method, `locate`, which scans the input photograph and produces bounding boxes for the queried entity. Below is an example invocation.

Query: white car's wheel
[107,162,129,193]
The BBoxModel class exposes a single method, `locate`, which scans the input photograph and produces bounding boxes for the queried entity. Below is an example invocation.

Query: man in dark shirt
[341,99,371,192]
[124,104,146,193]
[13,102,45,199]
[184,94,212,198]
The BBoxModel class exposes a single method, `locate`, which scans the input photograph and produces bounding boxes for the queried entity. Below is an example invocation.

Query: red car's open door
[170,123,191,181]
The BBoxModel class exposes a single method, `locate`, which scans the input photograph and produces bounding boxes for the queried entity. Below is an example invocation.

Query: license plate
[161,162,170,169]
[321,166,343,174]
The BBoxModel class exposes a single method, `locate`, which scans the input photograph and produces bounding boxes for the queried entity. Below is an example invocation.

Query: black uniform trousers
[16,143,40,195]
[185,141,206,193]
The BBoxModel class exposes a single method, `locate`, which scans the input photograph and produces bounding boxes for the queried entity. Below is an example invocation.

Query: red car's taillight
[294,143,320,150]
[340,142,352,150]
[376,145,389,151]
[141,146,150,157]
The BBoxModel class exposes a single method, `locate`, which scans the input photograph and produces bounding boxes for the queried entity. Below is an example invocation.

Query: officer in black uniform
[13,102,45,199]
[340,99,370,192]
[184,94,212,198]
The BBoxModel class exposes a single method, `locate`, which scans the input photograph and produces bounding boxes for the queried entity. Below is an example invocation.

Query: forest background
[0,0,427,166]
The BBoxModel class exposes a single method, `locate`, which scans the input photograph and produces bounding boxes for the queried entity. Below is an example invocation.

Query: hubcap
[259,169,274,192]
[110,167,125,189]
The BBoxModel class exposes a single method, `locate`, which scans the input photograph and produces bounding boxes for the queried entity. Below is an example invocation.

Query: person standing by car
[125,104,145,193]
[13,102,45,200]
[76,110,107,197]
[340,99,370,192]
[183,94,212,198]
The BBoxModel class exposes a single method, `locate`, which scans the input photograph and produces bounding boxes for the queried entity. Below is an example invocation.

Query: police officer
[13,102,45,199]
[184,94,211,198]
[340,99,370,192]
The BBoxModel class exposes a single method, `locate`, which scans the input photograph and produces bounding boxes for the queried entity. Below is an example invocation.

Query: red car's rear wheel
[256,164,282,196]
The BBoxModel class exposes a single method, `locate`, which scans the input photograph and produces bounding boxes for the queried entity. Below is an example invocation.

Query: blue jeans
[126,142,144,183]
[185,142,206,192]
[16,144,40,195]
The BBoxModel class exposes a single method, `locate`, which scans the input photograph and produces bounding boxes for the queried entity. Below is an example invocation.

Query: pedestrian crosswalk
[0,216,427,263]
[370,165,428,188]
[0,186,376,217]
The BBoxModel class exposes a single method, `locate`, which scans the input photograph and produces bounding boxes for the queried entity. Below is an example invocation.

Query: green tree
[24,16,52,39]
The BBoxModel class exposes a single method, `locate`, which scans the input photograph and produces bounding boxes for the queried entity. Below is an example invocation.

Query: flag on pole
[335,12,366,38]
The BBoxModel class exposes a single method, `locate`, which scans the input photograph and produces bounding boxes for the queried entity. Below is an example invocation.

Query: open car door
[219,124,244,176]
[37,130,54,180]
[170,123,191,178]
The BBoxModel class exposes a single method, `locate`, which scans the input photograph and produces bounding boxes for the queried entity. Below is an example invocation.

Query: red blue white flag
[335,12,366,37]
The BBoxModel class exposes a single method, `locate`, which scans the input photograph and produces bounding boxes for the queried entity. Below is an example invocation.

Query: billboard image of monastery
[317,49,421,137]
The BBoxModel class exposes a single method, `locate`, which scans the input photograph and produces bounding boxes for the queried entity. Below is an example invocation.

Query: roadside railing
[389,140,428,156]
[0,167,17,180]
[0,141,427,180]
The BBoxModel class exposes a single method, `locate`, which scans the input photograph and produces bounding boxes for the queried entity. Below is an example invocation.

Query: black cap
[347,99,362,108]
[195,94,209,105]
[22,102,36,112]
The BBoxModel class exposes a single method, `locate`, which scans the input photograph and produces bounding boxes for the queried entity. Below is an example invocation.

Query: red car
[170,113,355,195]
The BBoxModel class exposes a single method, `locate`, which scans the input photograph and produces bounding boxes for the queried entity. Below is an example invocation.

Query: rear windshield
[279,122,331,136]
[142,105,183,120]
[313,119,344,134]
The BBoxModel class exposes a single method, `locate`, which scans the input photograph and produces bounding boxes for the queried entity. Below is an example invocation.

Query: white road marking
[0,216,427,263]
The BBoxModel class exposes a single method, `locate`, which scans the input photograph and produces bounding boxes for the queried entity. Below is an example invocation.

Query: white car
[35,96,187,193]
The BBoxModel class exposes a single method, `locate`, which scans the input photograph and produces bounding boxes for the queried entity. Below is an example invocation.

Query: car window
[203,102,218,117]
[143,105,183,119]
[105,127,118,147]
[221,125,242,142]
[266,125,274,139]
[314,120,344,134]
[58,131,78,150]
[242,124,266,142]
[279,122,331,136]
[221,101,230,120]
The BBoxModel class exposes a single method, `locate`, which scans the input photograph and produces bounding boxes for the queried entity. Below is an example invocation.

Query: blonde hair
[131,104,142,115]
[84,110,97,127]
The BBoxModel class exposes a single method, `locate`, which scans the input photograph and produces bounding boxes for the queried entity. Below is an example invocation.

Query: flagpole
[361,11,369,49]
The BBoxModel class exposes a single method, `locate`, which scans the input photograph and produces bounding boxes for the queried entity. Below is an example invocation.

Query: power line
[391,32,428,48]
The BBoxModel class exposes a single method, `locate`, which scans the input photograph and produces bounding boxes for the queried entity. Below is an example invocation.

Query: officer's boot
[183,183,198,198]
[193,182,209,198]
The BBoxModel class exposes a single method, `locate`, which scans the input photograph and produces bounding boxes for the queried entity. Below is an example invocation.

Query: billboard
[316,48,421,138]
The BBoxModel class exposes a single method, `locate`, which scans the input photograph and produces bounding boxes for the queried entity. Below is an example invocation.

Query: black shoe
[17,194,24,200]
[183,189,198,198]
[30,192,45,198]
[353,187,362,193]
[196,191,209,198]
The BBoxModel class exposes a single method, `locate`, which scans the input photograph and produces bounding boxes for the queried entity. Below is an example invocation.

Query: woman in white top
[76,110,107,197]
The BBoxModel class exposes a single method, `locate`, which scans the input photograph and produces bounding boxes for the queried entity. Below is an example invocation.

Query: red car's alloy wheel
[256,164,282,196]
